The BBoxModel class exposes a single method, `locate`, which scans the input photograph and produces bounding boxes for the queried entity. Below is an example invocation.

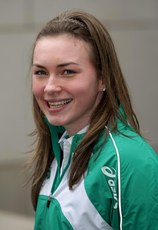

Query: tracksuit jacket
[34,117,158,230]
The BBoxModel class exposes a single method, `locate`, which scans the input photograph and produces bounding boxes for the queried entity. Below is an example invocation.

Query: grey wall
[0,0,158,217]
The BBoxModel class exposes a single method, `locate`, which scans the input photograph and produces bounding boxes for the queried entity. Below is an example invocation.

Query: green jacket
[34,118,158,230]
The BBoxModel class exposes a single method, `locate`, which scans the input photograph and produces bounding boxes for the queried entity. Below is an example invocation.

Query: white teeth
[48,99,72,108]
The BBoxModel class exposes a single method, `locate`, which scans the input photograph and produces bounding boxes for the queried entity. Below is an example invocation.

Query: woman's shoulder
[96,127,158,169]
[113,130,157,163]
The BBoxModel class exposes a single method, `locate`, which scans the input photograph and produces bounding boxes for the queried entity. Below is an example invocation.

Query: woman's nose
[44,76,62,93]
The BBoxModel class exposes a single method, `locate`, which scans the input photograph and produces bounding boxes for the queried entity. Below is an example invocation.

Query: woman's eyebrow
[32,64,46,69]
[57,62,79,68]
[32,62,80,69]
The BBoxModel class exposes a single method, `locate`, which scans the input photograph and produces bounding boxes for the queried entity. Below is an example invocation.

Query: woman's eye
[63,69,76,75]
[34,70,48,76]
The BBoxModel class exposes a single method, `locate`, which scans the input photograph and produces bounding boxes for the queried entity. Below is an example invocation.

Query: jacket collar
[44,117,87,166]
[44,106,128,165]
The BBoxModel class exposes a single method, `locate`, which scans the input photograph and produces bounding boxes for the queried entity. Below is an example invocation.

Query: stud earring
[102,88,106,91]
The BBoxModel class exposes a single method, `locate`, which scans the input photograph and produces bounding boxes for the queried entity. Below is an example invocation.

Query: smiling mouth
[47,99,73,108]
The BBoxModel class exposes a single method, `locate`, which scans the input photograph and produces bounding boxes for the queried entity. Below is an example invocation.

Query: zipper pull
[47,194,52,208]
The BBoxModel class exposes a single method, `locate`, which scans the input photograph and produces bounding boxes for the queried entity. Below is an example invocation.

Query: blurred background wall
[0,0,157,228]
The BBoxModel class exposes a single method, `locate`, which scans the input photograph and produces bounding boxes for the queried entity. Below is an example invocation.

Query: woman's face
[32,34,104,135]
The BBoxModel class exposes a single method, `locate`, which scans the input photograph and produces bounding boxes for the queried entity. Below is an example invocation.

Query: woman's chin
[46,117,65,127]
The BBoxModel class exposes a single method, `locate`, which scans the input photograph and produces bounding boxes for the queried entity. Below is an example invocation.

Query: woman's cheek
[32,81,43,99]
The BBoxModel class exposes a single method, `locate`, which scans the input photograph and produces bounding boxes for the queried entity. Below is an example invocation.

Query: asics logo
[101,166,116,178]
[101,166,118,209]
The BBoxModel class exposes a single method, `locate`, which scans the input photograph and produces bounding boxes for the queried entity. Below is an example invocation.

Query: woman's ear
[98,79,106,92]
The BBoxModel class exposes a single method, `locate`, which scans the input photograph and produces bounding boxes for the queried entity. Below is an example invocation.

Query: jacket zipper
[46,136,82,209]
[47,193,53,208]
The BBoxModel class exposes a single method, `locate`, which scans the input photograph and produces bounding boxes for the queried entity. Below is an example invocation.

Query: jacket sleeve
[117,139,158,230]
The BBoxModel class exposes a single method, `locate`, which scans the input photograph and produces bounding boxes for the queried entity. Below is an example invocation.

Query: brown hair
[30,10,140,209]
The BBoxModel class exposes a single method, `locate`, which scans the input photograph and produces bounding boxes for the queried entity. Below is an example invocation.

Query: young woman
[31,10,158,230]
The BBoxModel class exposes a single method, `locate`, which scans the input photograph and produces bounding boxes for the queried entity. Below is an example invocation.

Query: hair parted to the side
[30,10,140,209]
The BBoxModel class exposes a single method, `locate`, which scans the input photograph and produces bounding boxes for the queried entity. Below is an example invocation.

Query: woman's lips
[47,98,73,109]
